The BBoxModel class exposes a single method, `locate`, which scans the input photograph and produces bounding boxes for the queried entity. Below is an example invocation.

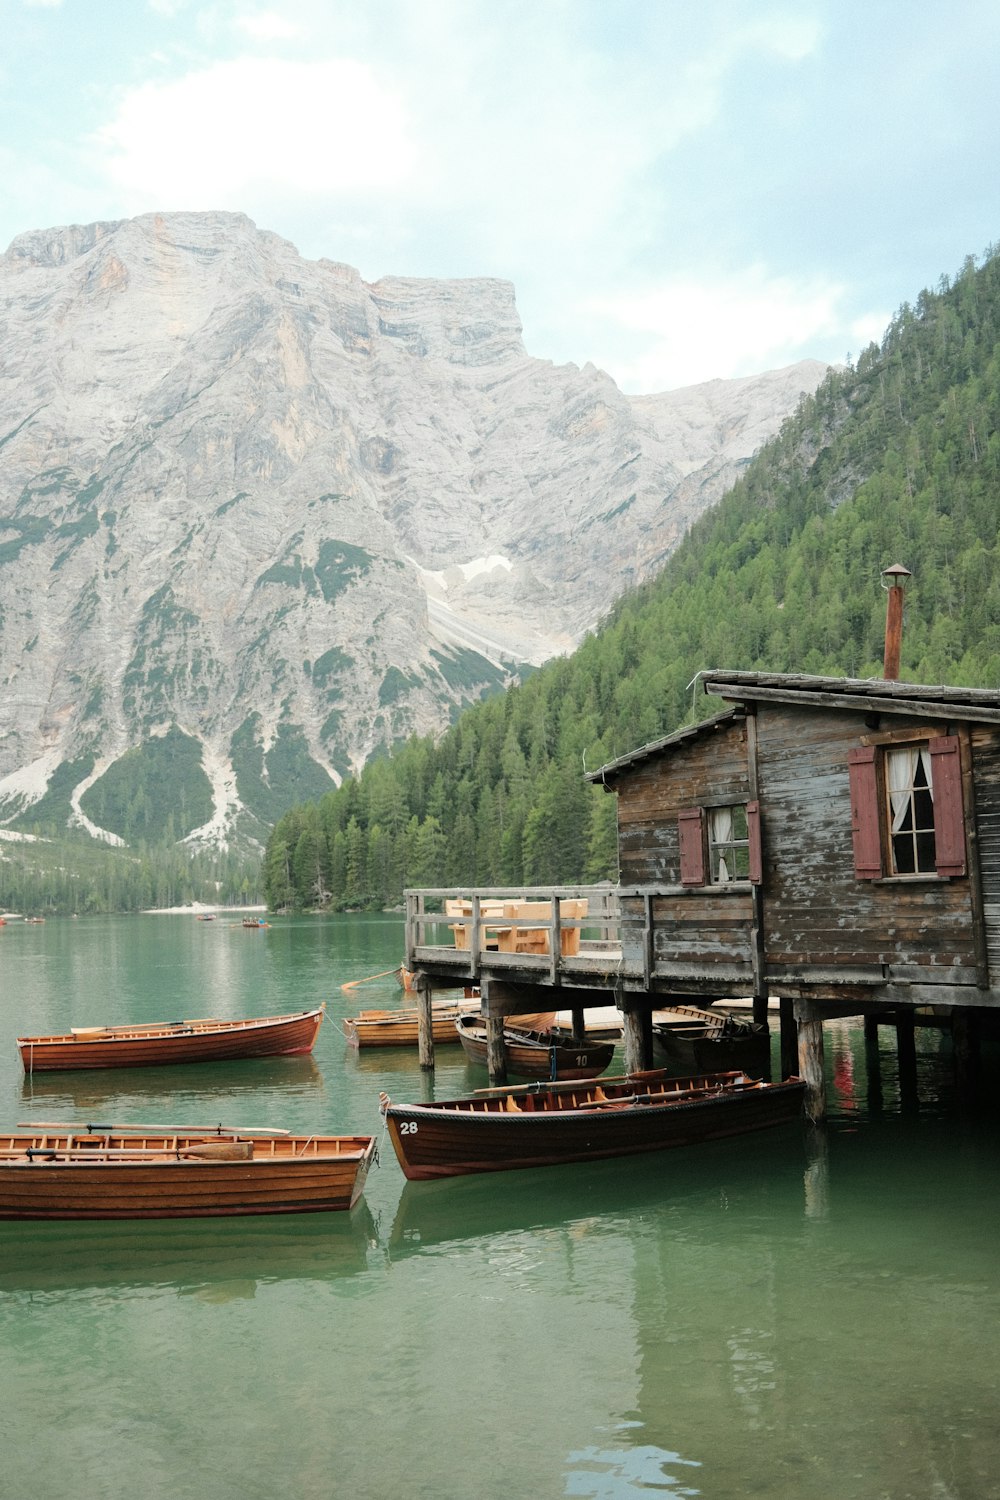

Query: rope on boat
[375,1112,389,1168]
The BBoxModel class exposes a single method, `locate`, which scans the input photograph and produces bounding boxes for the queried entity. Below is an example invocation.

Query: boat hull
[381,1072,805,1180]
[653,1025,771,1076]
[0,1132,375,1219]
[455,1015,616,1080]
[343,1005,465,1048]
[17,1007,324,1072]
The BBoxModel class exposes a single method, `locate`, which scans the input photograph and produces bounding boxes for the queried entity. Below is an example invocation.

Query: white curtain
[709,807,734,881]
[887,746,934,833]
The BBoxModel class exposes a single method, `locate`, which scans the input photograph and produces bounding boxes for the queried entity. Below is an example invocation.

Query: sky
[1,0,999,393]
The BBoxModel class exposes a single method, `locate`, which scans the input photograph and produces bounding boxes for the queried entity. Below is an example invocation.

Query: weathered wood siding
[755,704,979,990]
[616,719,755,984]
[608,701,998,1001]
[616,719,749,886]
[617,894,755,989]
[972,725,1000,976]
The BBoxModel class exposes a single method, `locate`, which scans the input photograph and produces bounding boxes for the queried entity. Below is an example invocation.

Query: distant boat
[454,1012,616,1081]
[196,913,217,922]
[0,1123,375,1218]
[17,1006,325,1073]
[380,1068,805,1180]
[242,917,269,928]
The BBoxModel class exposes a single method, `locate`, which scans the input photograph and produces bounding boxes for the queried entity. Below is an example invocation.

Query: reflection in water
[802,1123,830,1220]
[4,918,1000,1500]
[18,1054,326,1117]
[565,1428,701,1497]
[389,1128,812,1263]
[0,1199,378,1295]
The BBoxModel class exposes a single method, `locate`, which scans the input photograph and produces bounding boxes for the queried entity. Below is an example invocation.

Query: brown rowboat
[380,1068,805,1180]
[0,1124,375,1218]
[17,1006,325,1073]
[454,1012,616,1080]
[652,1006,771,1076]
[342,1003,467,1048]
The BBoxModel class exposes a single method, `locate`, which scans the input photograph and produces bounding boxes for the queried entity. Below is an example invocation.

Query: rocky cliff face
[0,212,827,846]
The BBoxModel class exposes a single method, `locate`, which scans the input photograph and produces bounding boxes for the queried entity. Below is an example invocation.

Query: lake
[1,912,998,1500]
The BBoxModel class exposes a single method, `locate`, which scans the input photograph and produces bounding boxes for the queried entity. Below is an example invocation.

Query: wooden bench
[495,899,589,956]
[445,899,507,950]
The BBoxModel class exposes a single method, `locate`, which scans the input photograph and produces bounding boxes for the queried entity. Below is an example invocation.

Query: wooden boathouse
[404,665,1000,1118]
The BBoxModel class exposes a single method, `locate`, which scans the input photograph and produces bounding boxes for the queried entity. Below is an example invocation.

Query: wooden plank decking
[405,886,624,991]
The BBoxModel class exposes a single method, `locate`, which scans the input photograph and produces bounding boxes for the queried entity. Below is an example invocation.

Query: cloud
[586,268,889,390]
[235,11,300,41]
[92,56,419,208]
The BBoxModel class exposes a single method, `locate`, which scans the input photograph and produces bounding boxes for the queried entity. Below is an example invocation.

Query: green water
[1,913,998,1500]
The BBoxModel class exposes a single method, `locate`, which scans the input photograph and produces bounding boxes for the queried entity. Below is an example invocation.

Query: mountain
[262,244,1000,911]
[0,211,825,849]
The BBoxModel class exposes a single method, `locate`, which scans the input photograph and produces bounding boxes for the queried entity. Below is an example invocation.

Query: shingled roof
[586,671,1000,785]
[586,707,742,784]
[702,671,1000,723]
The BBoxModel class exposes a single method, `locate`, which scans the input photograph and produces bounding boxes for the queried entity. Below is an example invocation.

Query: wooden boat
[344,1002,559,1049]
[342,1003,466,1049]
[17,1006,325,1073]
[242,917,269,928]
[652,1006,771,1076]
[0,1123,375,1219]
[454,1012,616,1081]
[379,1068,805,1180]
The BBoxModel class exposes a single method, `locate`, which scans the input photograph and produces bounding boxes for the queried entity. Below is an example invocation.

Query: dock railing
[405,885,621,984]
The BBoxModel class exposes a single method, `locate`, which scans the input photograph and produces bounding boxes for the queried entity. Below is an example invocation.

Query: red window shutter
[678,808,705,885]
[747,800,763,884]
[848,746,882,879]
[929,735,966,877]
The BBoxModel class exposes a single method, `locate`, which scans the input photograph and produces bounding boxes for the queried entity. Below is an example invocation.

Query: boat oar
[17,1119,291,1137]
[341,967,402,992]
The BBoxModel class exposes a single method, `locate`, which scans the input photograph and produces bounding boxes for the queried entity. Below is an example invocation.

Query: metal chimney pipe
[881,564,912,679]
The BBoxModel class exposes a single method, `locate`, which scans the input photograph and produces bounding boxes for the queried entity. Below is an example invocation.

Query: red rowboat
[17,1006,325,1073]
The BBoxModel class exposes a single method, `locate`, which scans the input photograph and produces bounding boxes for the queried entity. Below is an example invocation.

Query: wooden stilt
[779,997,798,1081]
[622,1008,646,1074]
[570,1004,585,1041]
[951,1007,979,1109]
[416,980,435,1072]
[896,1010,918,1112]
[640,1006,654,1069]
[752,994,769,1028]
[486,1013,507,1084]
[797,1013,826,1123]
[864,1013,883,1114]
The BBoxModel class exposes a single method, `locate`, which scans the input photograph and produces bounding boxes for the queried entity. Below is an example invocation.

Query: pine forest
[263,245,1000,912]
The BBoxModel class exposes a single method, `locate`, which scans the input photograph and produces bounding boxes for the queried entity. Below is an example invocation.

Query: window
[679,802,762,885]
[886,746,934,874]
[708,805,750,882]
[848,735,966,881]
